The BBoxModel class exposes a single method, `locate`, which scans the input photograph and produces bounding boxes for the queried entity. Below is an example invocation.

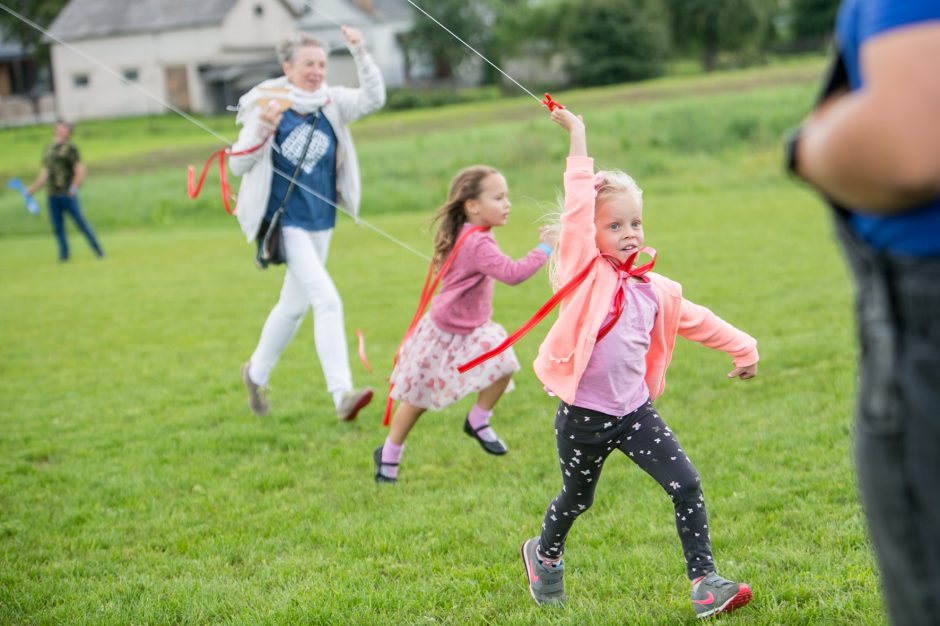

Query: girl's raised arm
[550,109,587,157]
[550,109,597,283]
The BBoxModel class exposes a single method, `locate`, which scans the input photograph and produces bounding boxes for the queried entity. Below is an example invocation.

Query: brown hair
[430,165,500,267]
[55,119,74,135]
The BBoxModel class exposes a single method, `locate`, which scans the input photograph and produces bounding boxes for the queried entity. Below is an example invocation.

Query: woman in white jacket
[230,27,385,421]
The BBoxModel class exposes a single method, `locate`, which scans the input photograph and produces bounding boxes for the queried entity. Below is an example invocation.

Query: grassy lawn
[0,60,884,625]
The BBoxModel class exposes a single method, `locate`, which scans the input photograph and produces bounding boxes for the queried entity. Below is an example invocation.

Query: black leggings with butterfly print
[537,400,716,580]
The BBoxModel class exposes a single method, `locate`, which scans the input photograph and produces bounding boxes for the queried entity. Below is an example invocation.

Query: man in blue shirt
[790,2,940,624]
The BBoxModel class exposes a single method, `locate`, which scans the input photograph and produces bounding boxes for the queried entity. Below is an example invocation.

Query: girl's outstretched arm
[551,109,586,157]
[470,235,549,285]
[677,297,759,379]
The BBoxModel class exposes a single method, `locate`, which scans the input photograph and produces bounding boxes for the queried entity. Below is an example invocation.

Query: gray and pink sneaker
[691,571,752,618]
[521,537,565,606]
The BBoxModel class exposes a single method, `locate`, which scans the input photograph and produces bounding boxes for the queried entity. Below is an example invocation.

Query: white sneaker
[336,388,373,421]
[241,362,269,416]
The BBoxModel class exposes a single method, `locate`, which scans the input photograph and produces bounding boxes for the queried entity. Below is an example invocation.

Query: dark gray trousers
[538,400,714,580]
[835,214,940,626]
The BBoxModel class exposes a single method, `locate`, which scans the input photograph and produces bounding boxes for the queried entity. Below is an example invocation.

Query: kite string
[303,0,548,107]
[0,1,431,261]
[399,0,545,105]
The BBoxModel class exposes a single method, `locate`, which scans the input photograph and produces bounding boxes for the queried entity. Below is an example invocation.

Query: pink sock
[468,404,498,442]
[381,438,404,479]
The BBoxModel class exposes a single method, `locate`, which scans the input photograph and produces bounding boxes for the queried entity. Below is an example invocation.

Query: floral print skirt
[389,314,519,411]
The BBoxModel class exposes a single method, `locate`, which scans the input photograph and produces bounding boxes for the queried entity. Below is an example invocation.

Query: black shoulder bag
[255,112,320,269]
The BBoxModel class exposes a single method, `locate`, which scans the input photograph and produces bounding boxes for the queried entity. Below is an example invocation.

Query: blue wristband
[537,243,554,256]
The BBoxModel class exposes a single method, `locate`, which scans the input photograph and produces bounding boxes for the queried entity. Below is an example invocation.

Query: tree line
[1,0,841,94]
[408,0,841,86]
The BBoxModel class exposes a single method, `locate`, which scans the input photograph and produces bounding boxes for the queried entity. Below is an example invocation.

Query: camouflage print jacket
[42,141,80,196]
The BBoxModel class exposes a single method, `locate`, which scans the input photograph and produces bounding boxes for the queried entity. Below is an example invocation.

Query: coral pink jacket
[533,156,759,405]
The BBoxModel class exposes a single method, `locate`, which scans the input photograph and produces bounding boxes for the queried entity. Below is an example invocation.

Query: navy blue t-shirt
[836,0,940,256]
[266,109,338,231]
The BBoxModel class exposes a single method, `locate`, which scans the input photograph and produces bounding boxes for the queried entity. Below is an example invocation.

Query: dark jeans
[835,214,940,626]
[538,400,715,580]
[48,195,103,261]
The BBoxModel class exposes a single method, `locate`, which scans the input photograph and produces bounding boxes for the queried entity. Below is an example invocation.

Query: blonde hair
[430,165,500,267]
[547,168,644,289]
[276,32,327,64]
[596,169,643,210]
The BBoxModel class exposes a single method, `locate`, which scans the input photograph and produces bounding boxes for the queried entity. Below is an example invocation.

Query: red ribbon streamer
[384,225,489,426]
[186,132,271,215]
[595,248,657,341]
[356,329,373,373]
[457,247,656,373]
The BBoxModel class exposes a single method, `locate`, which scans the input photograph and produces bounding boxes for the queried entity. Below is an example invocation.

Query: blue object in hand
[6,178,40,215]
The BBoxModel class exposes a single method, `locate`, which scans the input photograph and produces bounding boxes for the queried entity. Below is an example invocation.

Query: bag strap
[261,113,321,254]
[269,112,321,222]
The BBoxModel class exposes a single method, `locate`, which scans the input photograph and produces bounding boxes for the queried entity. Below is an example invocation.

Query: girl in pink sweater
[374,165,556,483]
[520,109,757,619]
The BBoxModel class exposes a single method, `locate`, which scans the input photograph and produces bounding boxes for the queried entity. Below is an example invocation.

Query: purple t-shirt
[573,279,658,416]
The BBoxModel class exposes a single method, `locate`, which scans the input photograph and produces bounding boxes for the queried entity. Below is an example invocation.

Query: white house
[47,0,413,121]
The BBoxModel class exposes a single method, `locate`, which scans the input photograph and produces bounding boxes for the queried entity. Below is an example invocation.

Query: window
[254,4,264,16]
[123,68,139,82]
[73,74,89,88]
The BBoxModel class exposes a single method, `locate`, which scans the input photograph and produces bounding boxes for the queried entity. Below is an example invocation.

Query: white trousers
[249,226,352,395]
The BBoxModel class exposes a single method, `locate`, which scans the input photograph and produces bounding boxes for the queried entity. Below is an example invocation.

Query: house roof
[363,0,413,21]
[0,45,28,62]
[298,0,412,30]
[47,0,301,42]
[48,0,238,41]
[0,33,27,61]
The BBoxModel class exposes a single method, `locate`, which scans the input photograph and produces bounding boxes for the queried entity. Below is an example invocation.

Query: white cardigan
[228,44,386,242]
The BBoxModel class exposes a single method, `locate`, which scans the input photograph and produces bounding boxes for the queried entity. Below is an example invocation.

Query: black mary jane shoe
[373,446,398,484]
[463,417,508,456]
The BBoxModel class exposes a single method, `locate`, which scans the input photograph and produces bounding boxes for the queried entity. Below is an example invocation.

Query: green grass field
[0,61,885,625]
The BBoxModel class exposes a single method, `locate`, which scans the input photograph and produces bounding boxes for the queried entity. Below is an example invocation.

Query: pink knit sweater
[533,156,759,405]
[430,224,549,334]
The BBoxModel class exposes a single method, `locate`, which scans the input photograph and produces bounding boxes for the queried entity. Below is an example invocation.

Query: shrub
[560,0,672,86]
[384,85,502,111]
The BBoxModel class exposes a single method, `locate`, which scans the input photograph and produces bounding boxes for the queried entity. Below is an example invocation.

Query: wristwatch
[785,127,802,177]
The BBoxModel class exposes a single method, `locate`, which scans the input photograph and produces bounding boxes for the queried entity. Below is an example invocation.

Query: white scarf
[286,82,329,114]
[236,76,329,125]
